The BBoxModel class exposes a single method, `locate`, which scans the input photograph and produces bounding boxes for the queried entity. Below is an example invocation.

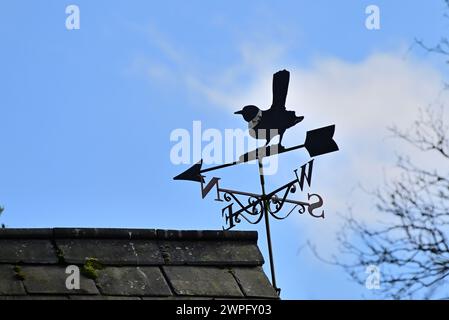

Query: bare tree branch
[333,106,449,299]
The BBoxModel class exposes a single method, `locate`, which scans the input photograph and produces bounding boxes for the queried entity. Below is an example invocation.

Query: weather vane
[173,70,339,294]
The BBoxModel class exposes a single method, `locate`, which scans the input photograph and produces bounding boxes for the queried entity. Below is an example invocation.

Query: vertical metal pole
[258,158,280,295]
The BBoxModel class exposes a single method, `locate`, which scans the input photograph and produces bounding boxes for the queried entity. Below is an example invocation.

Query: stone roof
[0,228,279,300]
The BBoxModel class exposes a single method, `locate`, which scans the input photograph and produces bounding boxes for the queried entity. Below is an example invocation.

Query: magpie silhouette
[234,70,304,149]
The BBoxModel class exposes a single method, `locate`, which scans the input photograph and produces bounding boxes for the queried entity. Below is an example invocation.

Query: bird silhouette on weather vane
[234,70,304,149]
[173,69,339,293]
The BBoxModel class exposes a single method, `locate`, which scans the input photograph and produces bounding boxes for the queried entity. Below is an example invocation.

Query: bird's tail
[272,70,290,109]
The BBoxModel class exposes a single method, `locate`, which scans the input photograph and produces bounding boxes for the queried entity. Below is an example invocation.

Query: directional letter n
[294,159,314,191]
[200,177,222,201]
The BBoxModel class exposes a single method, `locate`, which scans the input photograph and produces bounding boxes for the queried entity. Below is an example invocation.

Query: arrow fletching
[304,125,339,157]
[173,160,204,182]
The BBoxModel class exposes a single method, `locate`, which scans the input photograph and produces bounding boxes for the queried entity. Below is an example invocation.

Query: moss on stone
[56,248,65,264]
[13,265,25,280]
[81,258,104,280]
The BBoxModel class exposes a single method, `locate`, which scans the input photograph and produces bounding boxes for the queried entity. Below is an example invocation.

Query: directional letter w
[294,159,314,191]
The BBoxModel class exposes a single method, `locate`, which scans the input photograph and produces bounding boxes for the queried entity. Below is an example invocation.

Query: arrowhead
[304,125,339,157]
[173,160,204,182]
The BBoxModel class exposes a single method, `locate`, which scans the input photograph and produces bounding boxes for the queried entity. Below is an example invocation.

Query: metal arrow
[173,124,339,182]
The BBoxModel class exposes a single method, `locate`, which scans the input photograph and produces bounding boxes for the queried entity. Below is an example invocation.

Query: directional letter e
[65,5,80,30]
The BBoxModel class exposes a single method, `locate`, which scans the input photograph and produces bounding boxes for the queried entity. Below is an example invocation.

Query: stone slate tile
[163,266,243,297]
[132,241,165,264]
[0,265,26,295]
[69,295,141,300]
[156,230,258,241]
[96,266,172,296]
[158,241,264,266]
[0,295,69,300]
[232,267,279,299]
[54,228,157,240]
[55,239,163,265]
[21,266,99,295]
[142,296,213,300]
[0,240,58,264]
[0,228,53,239]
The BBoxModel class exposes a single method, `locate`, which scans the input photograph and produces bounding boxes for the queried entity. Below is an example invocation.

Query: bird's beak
[234,110,243,115]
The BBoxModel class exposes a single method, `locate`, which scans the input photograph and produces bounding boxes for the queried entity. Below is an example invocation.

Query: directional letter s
[307,193,324,218]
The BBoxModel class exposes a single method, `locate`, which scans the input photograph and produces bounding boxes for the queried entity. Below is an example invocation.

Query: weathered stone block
[163,266,243,297]
[96,266,171,296]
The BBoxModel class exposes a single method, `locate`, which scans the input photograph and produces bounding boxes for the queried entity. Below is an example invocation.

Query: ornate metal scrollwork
[221,190,264,228]
[218,184,323,230]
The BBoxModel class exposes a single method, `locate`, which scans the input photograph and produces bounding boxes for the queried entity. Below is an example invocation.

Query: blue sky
[1,1,448,299]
